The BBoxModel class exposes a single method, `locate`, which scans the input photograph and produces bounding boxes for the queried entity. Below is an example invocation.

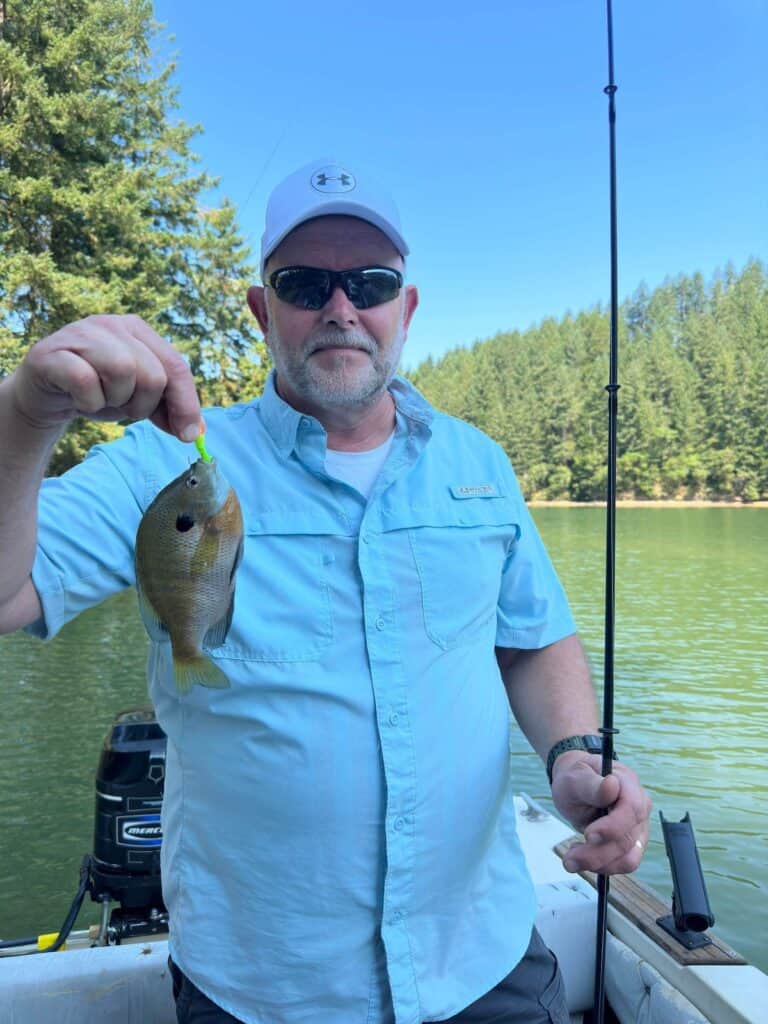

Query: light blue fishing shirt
[28,373,576,1024]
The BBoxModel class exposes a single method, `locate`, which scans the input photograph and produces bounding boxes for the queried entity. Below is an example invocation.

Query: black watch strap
[546,734,617,784]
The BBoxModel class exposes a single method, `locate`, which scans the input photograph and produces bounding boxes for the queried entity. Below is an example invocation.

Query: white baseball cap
[260,158,409,278]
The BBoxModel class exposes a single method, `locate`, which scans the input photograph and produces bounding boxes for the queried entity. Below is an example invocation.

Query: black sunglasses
[268,265,403,311]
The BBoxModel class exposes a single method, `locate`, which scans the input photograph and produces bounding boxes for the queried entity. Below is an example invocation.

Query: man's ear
[402,285,419,335]
[247,286,269,335]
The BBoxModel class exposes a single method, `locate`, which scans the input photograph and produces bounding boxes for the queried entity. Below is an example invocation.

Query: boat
[515,793,768,1024]
[2,779,766,1024]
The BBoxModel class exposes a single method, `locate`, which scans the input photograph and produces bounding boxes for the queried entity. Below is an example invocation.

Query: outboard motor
[90,706,169,942]
[0,707,169,954]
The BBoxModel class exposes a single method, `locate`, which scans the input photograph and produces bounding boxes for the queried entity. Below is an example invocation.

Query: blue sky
[152,0,766,369]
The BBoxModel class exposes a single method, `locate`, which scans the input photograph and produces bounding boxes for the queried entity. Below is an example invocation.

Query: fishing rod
[594,2,620,1022]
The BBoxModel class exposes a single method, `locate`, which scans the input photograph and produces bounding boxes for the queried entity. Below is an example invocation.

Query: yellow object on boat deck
[37,932,65,951]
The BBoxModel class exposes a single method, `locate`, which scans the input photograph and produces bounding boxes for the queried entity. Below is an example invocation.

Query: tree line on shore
[407,261,767,502]
[1,3,764,499]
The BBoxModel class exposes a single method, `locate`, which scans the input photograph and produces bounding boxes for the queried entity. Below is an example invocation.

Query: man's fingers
[561,835,647,876]
[564,761,621,813]
[120,316,201,440]
[18,314,202,442]
[40,350,108,416]
[554,756,653,876]
[564,828,648,875]
[585,787,653,841]
[593,772,621,809]
[112,352,169,425]
[564,778,652,875]
[73,339,139,411]
[581,780,652,847]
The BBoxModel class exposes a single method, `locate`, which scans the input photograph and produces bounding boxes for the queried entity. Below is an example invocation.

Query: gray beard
[266,320,405,411]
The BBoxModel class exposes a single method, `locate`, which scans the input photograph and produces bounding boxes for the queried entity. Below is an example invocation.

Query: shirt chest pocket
[212,516,335,663]
[388,495,520,651]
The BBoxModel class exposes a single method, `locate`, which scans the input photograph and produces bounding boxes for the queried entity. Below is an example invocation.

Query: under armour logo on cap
[311,166,356,193]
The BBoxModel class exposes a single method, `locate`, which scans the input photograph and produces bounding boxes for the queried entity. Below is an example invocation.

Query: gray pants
[169,926,569,1024]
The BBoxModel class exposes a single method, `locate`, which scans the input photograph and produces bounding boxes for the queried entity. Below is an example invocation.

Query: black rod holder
[656,811,715,950]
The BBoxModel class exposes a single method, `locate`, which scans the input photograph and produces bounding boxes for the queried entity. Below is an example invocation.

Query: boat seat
[606,932,711,1024]
[535,878,598,1012]
[535,882,714,1023]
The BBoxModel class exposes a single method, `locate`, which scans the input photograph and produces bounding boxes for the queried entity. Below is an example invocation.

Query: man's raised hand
[10,314,202,442]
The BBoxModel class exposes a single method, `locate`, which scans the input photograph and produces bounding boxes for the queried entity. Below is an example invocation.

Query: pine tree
[0,0,268,470]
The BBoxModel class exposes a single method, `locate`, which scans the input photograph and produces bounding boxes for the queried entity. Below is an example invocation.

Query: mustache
[306,329,376,356]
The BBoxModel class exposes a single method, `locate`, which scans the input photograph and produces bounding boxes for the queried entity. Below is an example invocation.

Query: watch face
[583,735,604,754]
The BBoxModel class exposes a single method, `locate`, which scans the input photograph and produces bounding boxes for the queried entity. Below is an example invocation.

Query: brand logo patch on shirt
[450,483,499,499]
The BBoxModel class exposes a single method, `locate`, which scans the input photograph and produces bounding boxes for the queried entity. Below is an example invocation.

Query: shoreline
[528,499,768,508]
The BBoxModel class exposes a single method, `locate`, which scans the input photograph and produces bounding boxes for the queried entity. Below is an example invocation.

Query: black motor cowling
[91,706,167,920]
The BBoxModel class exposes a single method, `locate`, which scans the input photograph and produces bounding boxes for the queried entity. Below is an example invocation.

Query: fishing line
[239,128,288,226]
[593,1,621,1021]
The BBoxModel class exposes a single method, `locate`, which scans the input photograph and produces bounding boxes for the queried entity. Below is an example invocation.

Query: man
[0,159,651,1024]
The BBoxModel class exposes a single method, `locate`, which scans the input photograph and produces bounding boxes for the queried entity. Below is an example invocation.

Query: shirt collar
[257,370,434,458]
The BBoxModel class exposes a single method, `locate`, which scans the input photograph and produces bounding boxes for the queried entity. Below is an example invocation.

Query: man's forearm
[496,633,599,763]
[0,375,63,613]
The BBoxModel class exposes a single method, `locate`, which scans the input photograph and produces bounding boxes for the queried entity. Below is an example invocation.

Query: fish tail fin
[173,653,230,693]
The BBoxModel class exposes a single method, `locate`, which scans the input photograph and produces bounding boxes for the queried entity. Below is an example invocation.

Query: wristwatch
[545,734,617,784]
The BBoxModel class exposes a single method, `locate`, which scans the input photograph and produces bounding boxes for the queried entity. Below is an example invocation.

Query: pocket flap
[380,489,520,533]
[244,506,350,537]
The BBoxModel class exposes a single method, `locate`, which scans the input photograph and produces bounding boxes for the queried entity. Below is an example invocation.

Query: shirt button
[361,533,370,545]
[388,711,400,726]
[375,616,385,630]
[394,816,405,831]
[392,908,403,922]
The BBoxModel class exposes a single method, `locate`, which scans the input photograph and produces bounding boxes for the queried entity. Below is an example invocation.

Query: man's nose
[322,285,359,327]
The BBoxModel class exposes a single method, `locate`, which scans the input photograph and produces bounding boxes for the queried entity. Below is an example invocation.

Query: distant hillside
[407,261,767,502]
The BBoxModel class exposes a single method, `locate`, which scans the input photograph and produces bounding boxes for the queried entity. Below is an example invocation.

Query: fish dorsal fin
[204,591,235,649]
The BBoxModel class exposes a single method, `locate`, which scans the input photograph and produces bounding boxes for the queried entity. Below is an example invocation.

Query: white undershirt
[324,432,395,500]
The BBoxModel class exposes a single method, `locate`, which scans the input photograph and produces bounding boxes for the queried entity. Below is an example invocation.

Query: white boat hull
[1,794,766,1024]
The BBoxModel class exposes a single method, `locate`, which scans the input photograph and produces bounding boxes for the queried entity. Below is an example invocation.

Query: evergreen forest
[1,2,765,500]
[0,0,268,473]
[408,261,767,502]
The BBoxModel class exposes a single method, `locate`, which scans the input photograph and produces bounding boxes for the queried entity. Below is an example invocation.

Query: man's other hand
[552,751,652,875]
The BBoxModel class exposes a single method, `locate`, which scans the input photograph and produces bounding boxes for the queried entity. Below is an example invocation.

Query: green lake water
[0,507,766,972]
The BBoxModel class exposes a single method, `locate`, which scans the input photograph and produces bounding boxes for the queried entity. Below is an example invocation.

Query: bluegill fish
[135,459,244,694]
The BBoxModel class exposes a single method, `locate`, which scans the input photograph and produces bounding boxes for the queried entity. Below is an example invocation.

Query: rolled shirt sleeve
[25,424,165,640]
[494,451,577,649]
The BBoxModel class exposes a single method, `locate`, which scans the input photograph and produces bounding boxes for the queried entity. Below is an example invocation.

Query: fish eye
[187,476,199,488]
[176,514,195,532]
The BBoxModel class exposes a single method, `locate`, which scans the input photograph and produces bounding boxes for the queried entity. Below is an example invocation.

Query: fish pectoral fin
[203,592,235,649]
[173,653,230,693]
[191,528,221,575]
[135,581,169,642]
